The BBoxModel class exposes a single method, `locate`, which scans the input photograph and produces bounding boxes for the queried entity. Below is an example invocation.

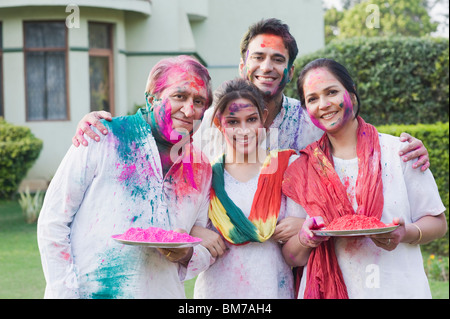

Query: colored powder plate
[327,214,386,230]
[312,214,398,237]
[112,227,202,248]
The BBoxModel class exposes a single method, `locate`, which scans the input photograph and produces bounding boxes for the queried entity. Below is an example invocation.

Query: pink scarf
[282,117,384,299]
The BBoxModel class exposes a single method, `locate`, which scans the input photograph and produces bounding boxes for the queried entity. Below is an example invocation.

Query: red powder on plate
[326,214,386,230]
[114,227,201,243]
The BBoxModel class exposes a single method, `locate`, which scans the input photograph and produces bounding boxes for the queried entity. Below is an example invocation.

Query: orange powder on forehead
[165,69,206,95]
[303,68,328,93]
[188,75,206,93]
[259,34,286,53]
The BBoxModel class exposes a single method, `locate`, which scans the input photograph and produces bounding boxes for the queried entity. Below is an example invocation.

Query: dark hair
[212,78,266,125]
[240,18,298,67]
[297,58,361,118]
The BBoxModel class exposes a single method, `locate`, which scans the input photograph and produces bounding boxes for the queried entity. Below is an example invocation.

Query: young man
[37,56,214,299]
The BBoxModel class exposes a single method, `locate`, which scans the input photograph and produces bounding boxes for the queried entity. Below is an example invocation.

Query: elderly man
[37,55,214,299]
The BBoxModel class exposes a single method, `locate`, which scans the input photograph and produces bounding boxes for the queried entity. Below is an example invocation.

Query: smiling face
[239,34,293,101]
[148,69,208,144]
[303,67,356,133]
[217,98,267,157]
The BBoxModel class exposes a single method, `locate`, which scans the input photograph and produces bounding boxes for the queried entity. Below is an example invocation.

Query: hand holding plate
[368,218,403,251]
[298,216,330,248]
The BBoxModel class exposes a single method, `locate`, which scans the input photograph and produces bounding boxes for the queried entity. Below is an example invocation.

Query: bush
[377,122,449,256]
[0,118,43,199]
[18,187,44,224]
[424,252,449,282]
[286,36,449,125]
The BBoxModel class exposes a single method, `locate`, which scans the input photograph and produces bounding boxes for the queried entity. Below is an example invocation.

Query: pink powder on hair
[113,227,201,243]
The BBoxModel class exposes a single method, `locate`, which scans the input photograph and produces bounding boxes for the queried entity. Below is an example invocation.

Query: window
[0,22,3,118]
[89,22,114,114]
[24,21,68,121]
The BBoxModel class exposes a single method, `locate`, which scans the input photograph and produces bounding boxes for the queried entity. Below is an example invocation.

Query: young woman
[281,58,447,299]
[192,78,303,298]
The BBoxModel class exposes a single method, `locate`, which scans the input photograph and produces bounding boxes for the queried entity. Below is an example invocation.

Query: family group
[37,18,447,299]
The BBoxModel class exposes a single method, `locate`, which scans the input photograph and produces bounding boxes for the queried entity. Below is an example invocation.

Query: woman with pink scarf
[281,58,447,299]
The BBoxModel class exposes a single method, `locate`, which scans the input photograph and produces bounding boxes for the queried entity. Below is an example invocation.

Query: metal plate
[312,225,399,237]
[111,235,202,248]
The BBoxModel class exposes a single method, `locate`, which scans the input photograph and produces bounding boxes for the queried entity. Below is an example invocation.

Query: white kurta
[296,133,446,299]
[37,109,213,299]
[193,95,323,160]
[194,156,303,299]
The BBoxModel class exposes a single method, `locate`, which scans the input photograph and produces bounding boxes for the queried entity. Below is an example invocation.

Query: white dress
[194,156,303,299]
[38,109,213,299]
[296,133,446,299]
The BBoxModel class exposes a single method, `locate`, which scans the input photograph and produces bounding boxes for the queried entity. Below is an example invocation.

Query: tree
[325,0,439,42]
[324,7,344,44]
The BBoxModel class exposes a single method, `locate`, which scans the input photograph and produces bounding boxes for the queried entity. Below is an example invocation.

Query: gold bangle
[410,223,423,245]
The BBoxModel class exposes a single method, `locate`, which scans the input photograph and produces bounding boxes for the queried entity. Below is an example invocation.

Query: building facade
[0,0,324,188]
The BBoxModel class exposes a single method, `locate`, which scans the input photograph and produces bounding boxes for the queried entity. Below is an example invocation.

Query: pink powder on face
[307,109,327,131]
[341,90,354,123]
[113,227,201,243]
[153,98,175,142]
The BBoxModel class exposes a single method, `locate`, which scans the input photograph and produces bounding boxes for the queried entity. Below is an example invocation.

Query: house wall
[0,5,130,185]
[0,0,324,188]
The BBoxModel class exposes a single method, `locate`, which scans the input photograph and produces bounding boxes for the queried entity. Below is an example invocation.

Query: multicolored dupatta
[209,149,296,245]
[282,117,384,299]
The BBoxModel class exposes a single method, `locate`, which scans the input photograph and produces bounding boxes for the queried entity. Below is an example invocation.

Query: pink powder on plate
[326,214,386,230]
[113,227,201,243]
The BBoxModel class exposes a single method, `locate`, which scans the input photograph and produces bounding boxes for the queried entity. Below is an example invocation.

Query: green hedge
[0,118,43,199]
[286,36,449,125]
[376,122,449,256]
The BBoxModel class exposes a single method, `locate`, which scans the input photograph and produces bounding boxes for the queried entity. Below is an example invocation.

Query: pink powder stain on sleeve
[114,227,201,243]
[118,163,137,182]
[60,252,71,261]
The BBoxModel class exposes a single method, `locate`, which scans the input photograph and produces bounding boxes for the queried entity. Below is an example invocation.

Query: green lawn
[0,200,45,298]
[1,200,448,299]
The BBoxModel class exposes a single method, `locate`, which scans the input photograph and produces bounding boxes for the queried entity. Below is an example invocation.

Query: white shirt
[296,133,446,299]
[37,109,213,299]
[194,156,303,299]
